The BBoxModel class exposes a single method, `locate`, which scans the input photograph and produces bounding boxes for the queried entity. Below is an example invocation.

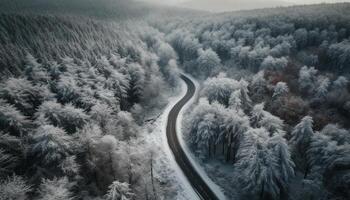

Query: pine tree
[37,177,73,200]
[273,82,289,99]
[0,175,32,200]
[105,181,134,200]
[196,48,221,77]
[0,99,29,137]
[290,116,314,178]
[236,128,280,200]
[250,103,284,136]
[30,125,72,166]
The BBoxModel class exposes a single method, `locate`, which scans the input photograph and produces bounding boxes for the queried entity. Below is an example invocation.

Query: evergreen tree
[290,116,314,178]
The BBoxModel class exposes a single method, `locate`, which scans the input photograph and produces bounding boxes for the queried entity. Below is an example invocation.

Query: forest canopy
[0,1,350,200]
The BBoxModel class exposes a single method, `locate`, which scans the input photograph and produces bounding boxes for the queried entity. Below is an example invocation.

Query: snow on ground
[142,76,199,200]
[198,158,241,199]
[177,74,228,200]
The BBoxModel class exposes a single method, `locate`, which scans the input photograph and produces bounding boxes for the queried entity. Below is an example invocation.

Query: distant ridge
[181,0,293,12]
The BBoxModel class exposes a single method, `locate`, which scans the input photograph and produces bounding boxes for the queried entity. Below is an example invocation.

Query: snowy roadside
[142,76,199,200]
[176,74,228,200]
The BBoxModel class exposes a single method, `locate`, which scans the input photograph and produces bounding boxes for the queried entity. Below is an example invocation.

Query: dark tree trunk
[222,141,225,155]
[109,152,116,180]
[128,163,133,184]
[260,181,265,200]
[226,144,231,162]
[213,144,216,156]
[304,164,309,179]
[150,153,157,200]
[232,142,240,163]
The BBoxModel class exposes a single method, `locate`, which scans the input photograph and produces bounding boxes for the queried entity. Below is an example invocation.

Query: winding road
[166,74,220,200]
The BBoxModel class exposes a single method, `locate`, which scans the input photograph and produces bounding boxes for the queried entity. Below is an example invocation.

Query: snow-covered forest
[154,3,350,200]
[0,0,350,200]
[0,2,183,199]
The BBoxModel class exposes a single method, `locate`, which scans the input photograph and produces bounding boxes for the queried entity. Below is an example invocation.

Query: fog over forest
[141,0,350,12]
[0,0,349,200]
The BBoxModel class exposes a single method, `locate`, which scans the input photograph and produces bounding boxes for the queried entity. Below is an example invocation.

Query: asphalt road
[166,74,220,200]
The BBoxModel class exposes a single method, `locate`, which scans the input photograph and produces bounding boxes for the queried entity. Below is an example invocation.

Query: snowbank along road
[166,74,220,200]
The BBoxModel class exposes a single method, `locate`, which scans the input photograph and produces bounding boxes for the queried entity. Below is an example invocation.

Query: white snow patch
[176,74,228,200]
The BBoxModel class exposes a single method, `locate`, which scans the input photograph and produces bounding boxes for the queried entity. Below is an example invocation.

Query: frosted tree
[332,76,348,89]
[202,75,239,106]
[0,175,32,200]
[290,116,314,178]
[37,177,73,200]
[219,111,250,162]
[187,99,225,158]
[298,66,318,95]
[96,56,115,78]
[238,79,252,112]
[315,77,330,99]
[0,132,22,154]
[142,74,166,108]
[24,53,50,83]
[127,63,145,107]
[163,59,180,87]
[89,103,114,132]
[250,103,285,136]
[59,156,80,177]
[0,149,17,176]
[0,99,29,137]
[328,76,349,105]
[298,52,319,66]
[260,56,288,71]
[95,87,120,111]
[157,42,177,67]
[320,124,350,145]
[105,70,129,102]
[105,181,134,200]
[92,135,118,190]
[30,125,73,166]
[236,128,279,200]
[307,133,338,177]
[246,42,271,71]
[307,130,350,199]
[237,128,294,199]
[35,101,88,134]
[228,90,243,113]
[0,78,53,115]
[294,28,308,49]
[114,111,139,140]
[327,40,350,71]
[109,53,127,70]
[250,71,268,103]
[267,135,295,194]
[167,30,200,64]
[272,82,289,99]
[270,41,291,57]
[76,124,102,182]
[196,48,221,78]
[54,74,81,104]
[195,113,218,158]
[238,46,251,68]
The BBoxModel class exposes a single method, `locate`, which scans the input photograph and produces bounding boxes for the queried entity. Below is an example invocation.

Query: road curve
[166,74,220,200]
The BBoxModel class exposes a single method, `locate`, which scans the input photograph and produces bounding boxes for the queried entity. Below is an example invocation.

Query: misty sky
[139,0,350,7]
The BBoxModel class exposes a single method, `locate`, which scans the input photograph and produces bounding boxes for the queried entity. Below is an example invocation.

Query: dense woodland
[0,1,350,200]
[0,11,181,200]
[153,3,350,200]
